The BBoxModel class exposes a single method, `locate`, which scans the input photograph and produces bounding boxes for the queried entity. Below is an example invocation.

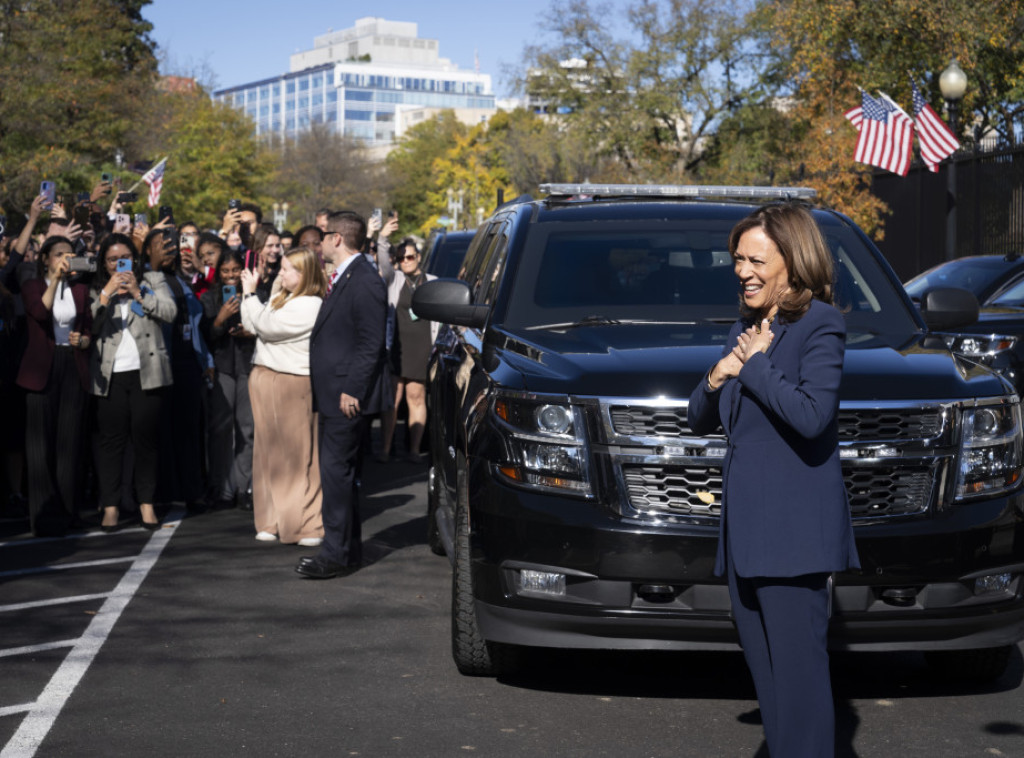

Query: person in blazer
[17,236,93,535]
[90,233,177,531]
[298,211,387,579]
[687,203,860,758]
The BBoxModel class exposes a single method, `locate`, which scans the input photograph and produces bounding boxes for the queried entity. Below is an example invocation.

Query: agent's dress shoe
[295,556,358,579]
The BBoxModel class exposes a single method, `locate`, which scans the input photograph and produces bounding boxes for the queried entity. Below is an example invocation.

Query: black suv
[413,184,1024,679]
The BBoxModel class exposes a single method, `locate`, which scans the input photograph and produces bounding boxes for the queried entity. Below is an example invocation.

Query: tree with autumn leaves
[516,0,1024,238]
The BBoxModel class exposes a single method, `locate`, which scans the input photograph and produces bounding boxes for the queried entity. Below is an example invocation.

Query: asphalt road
[2,456,1023,758]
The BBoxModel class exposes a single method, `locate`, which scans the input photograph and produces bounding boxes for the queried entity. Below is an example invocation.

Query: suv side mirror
[920,286,980,330]
[412,278,489,329]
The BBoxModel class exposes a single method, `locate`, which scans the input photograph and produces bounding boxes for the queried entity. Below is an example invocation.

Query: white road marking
[0,526,147,549]
[1,508,184,758]
[0,641,77,659]
[0,557,134,579]
[0,705,33,718]
[0,594,110,614]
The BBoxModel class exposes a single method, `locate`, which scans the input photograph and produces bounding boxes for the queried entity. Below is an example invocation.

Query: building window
[327,111,337,121]
[273,103,280,114]
[327,90,337,103]
[326,71,333,85]
[286,81,295,94]
[345,110,373,121]
[299,78,309,91]
[313,93,323,106]
[259,86,269,98]
[286,100,295,112]
[312,75,322,88]
[345,90,373,101]
[273,84,280,96]
[376,112,394,122]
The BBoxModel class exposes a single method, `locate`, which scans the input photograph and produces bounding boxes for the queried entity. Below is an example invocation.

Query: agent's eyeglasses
[400,254,417,261]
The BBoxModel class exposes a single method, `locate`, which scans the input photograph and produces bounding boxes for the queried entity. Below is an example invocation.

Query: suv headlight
[955,399,1023,499]
[944,334,1016,364]
[491,392,591,496]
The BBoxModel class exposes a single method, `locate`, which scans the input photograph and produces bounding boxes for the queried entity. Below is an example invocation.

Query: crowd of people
[0,180,435,579]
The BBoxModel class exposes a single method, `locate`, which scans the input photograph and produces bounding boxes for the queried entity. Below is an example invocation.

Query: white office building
[213,17,496,147]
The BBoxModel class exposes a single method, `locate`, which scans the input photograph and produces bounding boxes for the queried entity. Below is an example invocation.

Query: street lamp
[940,59,967,261]
[446,187,464,230]
[272,201,289,230]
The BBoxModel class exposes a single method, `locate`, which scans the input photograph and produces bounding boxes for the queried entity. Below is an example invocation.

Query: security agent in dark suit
[298,211,387,579]
[687,203,860,758]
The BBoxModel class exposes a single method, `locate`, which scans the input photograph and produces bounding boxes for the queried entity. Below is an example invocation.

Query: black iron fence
[871,142,1024,282]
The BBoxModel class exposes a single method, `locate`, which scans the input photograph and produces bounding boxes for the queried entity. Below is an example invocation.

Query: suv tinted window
[502,216,918,336]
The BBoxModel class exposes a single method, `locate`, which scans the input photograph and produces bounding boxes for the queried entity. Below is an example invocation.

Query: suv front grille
[605,402,951,524]
[622,461,935,521]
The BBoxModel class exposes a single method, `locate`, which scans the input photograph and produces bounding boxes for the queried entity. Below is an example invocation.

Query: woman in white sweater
[239,247,327,546]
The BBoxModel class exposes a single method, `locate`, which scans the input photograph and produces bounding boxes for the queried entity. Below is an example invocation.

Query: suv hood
[491,324,1010,400]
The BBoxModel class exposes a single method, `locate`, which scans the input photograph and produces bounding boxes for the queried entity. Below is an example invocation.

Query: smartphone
[159,205,173,224]
[101,172,113,183]
[222,285,237,300]
[115,213,130,228]
[117,191,138,204]
[134,213,148,226]
[180,234,195,250]
[76,191,90,204]
[228,199,240,210]
[73,205,91,228]
[0,215,7,236]
[371,208,383,225]
[116,259,132,273]
[40,181,56,209]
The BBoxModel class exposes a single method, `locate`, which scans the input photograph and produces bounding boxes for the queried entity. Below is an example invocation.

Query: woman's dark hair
[95,233,139,289]
[213,248,246,285]
[729,202,835,323]
[197,231,226,258]
[36,236,73,278]
[293,224,323,244]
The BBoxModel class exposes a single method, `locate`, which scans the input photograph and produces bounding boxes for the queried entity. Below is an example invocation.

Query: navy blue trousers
[317,413,366,567]
[728,553,834,758]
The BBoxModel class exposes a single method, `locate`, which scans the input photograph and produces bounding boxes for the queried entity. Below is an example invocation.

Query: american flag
[849,91,913,176]
[141,158,167,207]
[910,80,960,172]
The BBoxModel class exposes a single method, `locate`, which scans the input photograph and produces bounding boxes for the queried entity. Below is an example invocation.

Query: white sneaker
[297,537,322,547]
[255,531,278,542]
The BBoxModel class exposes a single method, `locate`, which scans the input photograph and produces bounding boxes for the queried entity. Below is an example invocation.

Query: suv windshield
[502,214,919,337]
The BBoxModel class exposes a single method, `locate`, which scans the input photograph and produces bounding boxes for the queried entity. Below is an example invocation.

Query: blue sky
[143,0,567,99]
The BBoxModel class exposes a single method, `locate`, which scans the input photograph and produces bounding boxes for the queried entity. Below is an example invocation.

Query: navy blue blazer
[309,254,388,418]
[687,299,860,578]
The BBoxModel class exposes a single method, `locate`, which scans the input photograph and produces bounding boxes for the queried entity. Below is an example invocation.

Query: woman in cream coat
[240,246,326,546]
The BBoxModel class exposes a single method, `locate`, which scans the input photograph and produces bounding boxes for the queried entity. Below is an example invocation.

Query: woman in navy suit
[688,203,860,758]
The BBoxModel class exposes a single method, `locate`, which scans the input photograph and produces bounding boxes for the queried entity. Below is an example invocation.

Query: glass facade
[215,61,495,145]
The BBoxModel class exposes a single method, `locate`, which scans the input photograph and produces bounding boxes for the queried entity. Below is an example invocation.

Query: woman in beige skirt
[239,247,327,546]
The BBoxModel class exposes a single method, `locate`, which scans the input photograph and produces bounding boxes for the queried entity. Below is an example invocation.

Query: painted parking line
[0,594,111,614]
[0,508,184,758]
[0,641,78,660]
[0,558,135,580]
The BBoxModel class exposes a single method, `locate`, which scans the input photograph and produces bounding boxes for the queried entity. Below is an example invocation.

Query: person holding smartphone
[90,234,177,531]
[17,236,93,536]
[199,248,256,510]
[142,229,213,513]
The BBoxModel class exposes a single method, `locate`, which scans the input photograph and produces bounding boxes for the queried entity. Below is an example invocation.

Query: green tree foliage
[385,111,469,235]
[522,0,760,181]
[0,0,157,210]
[130,88,272,230]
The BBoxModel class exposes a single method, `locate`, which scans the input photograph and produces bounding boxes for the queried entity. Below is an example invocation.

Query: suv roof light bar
[539,183,817,201]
